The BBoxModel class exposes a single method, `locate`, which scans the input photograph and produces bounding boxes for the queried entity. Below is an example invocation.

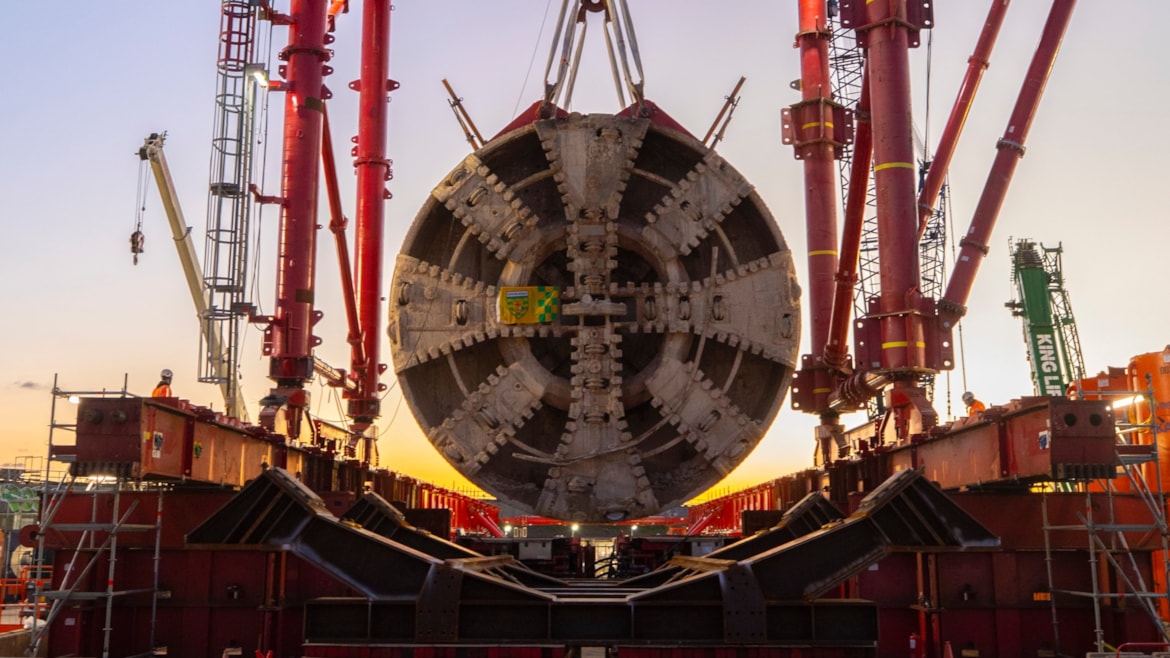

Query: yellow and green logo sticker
[499,286,559,324]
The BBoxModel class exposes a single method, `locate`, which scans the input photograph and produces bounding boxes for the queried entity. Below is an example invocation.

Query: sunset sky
[2,1,1166,499]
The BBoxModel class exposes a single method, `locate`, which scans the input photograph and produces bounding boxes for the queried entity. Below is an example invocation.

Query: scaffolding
[31,378,164,658]
[1043,384,1170,654]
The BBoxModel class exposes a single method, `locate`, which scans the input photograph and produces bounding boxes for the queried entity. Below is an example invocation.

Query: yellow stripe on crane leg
[874,162,916,172]
[881,341,926,349]
[801,122,836,130]
[808,250,837,256]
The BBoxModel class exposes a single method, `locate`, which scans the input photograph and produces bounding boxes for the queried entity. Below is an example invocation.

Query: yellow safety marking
[881,341,926,349]
[812,388,832,394]
[808,250,838,256]
[801,122,835,130]
[874,161,916,172]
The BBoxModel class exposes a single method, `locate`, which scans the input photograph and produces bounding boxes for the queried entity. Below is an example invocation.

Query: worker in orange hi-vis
[151,369,174,398]
[962,391,986,415]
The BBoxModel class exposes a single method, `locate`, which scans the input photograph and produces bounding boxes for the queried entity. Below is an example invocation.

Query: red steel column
[824,74,871,369]
[350,0,393,427]
[795,0,840,357]
[268,0,329,429]
[917,0,1011,236]
[940,0,1076,327]
[866,0,923,373]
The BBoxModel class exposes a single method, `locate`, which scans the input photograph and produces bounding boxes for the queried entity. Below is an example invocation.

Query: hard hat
[962,391,974,402]
[160,368,173,380]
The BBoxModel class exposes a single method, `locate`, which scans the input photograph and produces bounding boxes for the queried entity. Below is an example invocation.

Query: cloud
[12,381,48,391]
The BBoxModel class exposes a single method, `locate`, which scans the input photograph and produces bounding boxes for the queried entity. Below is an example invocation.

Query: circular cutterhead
[388,110,799,522]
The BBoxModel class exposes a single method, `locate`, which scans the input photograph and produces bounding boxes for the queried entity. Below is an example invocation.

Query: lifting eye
[454,300,468,325]
[397,282,411,306]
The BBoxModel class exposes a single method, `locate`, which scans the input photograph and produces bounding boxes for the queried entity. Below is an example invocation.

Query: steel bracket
[416,563,462,642]
[782,99,854,159]
[840,0,934,48]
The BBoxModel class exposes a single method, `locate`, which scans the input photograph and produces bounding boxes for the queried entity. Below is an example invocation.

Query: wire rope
[131,155,151,265]
[515,0,557,117]
[945,177,968,399]
[923,28,933,164]
[378,395,404,439]
[248,16,275,320]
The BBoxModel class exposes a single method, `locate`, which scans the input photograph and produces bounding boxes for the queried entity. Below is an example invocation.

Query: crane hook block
[130,230,145,265]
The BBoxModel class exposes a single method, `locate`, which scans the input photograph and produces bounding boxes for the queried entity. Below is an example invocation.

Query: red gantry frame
[249,0,1079,461]
[249,0,394,454]
[44,3,1164,658]
[790,0,1078,449]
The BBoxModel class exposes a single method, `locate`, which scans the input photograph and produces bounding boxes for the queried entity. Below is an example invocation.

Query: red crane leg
[865,0,924,373]
[321,106,366,384]
[917,0,1012,237]
[796,0,841,358]
[824,74,871,370]
[788,0,856,415]
[350,0,394,430]
[940,0,1077,328]
[264,0,330,439]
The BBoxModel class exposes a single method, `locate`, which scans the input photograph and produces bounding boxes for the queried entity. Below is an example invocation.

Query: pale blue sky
[2,2,1167,493]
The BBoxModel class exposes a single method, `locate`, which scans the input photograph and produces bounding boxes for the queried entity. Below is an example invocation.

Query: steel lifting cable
[946,182,968,406]
[131,155,150,265]
[923,27,934,166]
[606,0,645,108]
[541,0,575,110]
[247,11,275,321]
[601,12,628,107]
[561,17,590,108]
[922,28,966,415]
[541,0,647,112]
[515,0,557,116]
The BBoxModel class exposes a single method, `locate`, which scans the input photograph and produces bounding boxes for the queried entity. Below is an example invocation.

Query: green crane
[1005,239,1086,396]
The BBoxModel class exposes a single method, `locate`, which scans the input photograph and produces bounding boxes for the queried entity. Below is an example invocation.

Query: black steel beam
[188,466,994,648]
